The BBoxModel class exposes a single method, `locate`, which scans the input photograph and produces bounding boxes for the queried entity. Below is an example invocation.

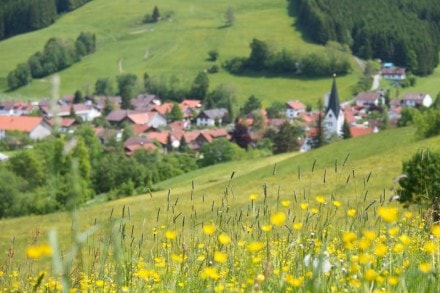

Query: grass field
[1,127,439,260]
[0,0,362,106]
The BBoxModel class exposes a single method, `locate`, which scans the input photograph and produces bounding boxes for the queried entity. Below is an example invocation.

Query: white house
[401,93,433,108]
[355,92,385,108]
[285,100,306,118]
[0,116,51,140]
[196,108,229,127]
[381,67,406,80]
[322,77,344,138]
[40,103,101,121]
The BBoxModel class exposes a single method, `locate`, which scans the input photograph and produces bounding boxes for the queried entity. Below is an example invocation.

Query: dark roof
[199,108,228,119]
[326,77,340,116]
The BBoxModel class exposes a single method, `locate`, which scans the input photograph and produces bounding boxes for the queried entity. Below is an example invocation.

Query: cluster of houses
[0,72,434,156]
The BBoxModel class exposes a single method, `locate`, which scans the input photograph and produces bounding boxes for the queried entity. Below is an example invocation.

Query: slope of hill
[0,0,361,105]
[1,127,439,262]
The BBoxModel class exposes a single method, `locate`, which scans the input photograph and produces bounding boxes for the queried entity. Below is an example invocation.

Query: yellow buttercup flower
[333,200,342,207]
[374,244,387,257]
[315,195,326,204]
[347,209,357,217]
[218,233,231,245]
[378,206,398,223]
[431,225,440,238]
[364,269,376,281]
[281,200,291,207]
[214,251,227,263]
[165,230,177,240]
[171,253,185,263]
[271,212,286,226]
[419,263,432,273]
[311,208,319,214]
[249,194,259,201]
[262,224,272,232]
[293,222,303,230]
[203,224,216,236]
[247,241,264,253]
[300,203,309,210]
[26,243,52,259]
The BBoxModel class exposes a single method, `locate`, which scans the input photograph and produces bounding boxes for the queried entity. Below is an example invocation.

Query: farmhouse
[196,108,229,126]
[285,100,306,118]
[0,116,51,139]
[401,93,433,108]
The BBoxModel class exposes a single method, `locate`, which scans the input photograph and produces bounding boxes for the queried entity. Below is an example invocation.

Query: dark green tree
[342,120,351,139]
[7,63,32,90]
[273,121,304,153]
[167,102,184,122]
[398,149,440,222]
[241,95,262,116]
[95,77,114,96]
[117,73,137,109]
[248,38,271,70]
[208,50,219,61]
[199,138,245,167]
[152,6,160,22]
[266,101,285,119]
[73,90,84,103]
[190,72,209,100]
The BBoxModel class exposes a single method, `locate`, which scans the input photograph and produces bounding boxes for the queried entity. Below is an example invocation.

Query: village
[0,66,434,160]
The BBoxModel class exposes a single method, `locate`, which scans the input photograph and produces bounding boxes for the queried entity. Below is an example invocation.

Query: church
[323,76,345,139]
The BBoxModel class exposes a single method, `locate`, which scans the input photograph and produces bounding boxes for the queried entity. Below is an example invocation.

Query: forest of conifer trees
[0,0,92,41]
[290,0,440,76]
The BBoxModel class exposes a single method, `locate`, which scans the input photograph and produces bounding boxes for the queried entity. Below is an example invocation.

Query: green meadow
[1,126,439,262]
[0,0,361,105]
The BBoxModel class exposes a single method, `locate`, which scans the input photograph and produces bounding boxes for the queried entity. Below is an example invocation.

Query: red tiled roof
[381,67,406,75]
[0,116,45,132]
[169,120,186,131]
[180,99,201,108]
[286,100,306,110]
[153,103,174,115]
[128,112,150,125]
[133,124,153,135]
[350,127,374,138]
[146,131,170,145]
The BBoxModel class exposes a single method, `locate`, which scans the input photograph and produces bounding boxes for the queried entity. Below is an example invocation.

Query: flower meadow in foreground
[1,191,440,292]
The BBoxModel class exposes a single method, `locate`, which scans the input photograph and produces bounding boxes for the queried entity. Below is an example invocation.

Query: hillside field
[0,126,439,261]
[1,0,361,106]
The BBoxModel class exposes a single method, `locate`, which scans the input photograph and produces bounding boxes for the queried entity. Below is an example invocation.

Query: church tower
[323,75,344,139]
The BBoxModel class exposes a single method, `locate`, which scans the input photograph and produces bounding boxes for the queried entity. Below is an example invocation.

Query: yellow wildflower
[249,194,259,201]
[293,222,303,230]
[165,230,177,240]
[262,224,272,232]
[203,223,216,236]
[364,269,376,281]
[285,274,303,287]
[347,209,357,217]
[311,208,319,214]
[333,200,342,207]
[271,212,286,226]
[171,253,185,263]
[247,241,264,253]
[431,225,440,238]
[419,263,432,273]
[218,233,231,245]
[214,251,227,263]
[378,206,399,223]
[315,195,326,204]
[300,203,309,210]
[281,200,291,207]
[374,244,387,257]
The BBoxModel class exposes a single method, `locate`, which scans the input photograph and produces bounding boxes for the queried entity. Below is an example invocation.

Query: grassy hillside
[1,127,439,264]
[0,0,361,105]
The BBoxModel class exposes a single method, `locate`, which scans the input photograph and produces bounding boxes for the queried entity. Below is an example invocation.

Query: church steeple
[326,74,340,116]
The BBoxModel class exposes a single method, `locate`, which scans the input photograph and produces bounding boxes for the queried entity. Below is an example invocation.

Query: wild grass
[0,0,361,105]
[1,127,440,291]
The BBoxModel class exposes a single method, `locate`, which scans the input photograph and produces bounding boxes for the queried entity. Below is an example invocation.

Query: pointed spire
[326,74,340,116]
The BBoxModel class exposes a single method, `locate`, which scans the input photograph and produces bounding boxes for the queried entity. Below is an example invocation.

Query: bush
[398,149,440,222]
